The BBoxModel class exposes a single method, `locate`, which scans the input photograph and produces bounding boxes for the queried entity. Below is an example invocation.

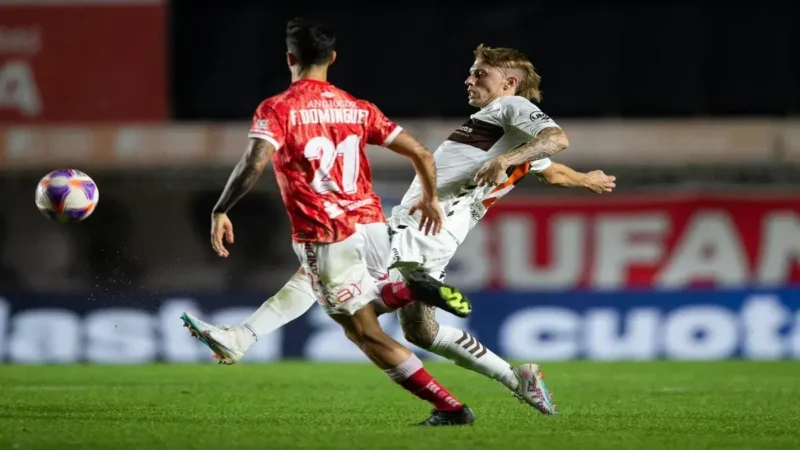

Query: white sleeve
[501,98,560,138]
[529,158,552,173]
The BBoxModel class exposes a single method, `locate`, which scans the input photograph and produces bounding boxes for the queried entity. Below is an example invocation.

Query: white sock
[428,325,518,391]
[238,271,317,350]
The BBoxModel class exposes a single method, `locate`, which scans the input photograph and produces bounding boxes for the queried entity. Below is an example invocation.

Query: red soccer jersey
[248,79,402,244]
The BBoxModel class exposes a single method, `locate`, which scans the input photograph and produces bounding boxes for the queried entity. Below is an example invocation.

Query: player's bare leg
[399,303,557,415]
[329,302,474,426]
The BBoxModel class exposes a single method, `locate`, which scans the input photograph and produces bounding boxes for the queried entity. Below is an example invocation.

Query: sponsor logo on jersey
[470,203,485,222]
[529,111,551,123]
[446,118,504,151]
[323,200,345,219]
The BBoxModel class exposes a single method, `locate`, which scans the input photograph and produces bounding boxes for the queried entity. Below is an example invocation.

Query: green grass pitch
[1,361,799,450]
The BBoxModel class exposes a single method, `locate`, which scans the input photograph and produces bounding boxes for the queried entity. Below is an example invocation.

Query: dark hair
[285,17,336,67]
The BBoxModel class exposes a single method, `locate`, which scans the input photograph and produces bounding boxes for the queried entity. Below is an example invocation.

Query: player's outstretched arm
[386,131,437,199]
[501,127,569,166]
[213,138,274,214]
[386,130,443,235]
[536,162,616,194]
[208,138,274,257]
[476,127,570,186]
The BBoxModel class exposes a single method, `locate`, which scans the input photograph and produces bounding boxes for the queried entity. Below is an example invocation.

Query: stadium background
[0,0,798,364]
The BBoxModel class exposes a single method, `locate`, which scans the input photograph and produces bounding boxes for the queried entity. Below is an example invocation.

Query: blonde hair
[474,44,542,102]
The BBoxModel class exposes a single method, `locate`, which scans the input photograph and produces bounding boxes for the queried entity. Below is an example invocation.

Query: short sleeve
[363,101,403,146]
[248,102,284,150]
[529,158,552,173]
[502,99,560,139]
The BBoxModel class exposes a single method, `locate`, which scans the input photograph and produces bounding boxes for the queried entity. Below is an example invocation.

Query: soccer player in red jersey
[181,18,475,426]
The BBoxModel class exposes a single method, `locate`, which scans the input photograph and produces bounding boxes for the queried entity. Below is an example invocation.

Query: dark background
[169,2,799,120]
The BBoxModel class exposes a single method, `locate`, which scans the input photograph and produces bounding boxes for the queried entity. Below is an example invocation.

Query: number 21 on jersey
[304,135,360,194]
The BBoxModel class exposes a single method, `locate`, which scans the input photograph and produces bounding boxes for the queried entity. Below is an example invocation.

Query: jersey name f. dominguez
[391,96,560,243]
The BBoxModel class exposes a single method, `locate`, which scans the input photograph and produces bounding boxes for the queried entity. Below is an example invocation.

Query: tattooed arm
[498,127,569,167]
[210,138,274,257]
[475,127,570,186]
[536,162,616,193]
[212,138,274,214]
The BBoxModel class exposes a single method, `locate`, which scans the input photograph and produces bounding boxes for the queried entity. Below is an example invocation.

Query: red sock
[380,281,414,309]
[385,354,463,412]
[401,368,463,412]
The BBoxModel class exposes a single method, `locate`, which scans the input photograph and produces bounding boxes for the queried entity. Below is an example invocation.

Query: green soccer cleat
[390,261,473,318]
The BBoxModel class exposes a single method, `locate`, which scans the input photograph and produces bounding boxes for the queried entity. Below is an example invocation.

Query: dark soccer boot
[389,261,472,318]
[417,405,475,426]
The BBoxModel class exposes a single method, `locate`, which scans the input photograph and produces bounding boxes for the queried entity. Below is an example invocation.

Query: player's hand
[211,212,234,257]
[409,197,444,235]
[475,157,509,187]
[584,170,616,194]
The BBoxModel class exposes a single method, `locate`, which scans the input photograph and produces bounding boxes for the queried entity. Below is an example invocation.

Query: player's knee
[343,326,390,352]
[343,327,364,345]
[359,325,392,348]
[402,322,438,349]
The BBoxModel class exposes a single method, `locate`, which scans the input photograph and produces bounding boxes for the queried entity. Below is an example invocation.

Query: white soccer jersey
[390,96,560,244]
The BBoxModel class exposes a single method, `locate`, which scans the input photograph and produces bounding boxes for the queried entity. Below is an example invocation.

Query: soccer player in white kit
[185,44,616,416]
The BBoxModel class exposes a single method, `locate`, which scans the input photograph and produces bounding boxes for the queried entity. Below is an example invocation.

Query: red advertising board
[0,1,166,123]
[447,193,800,291]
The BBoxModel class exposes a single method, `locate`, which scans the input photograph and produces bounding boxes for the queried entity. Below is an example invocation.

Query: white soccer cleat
[512,363,557,415]
[180,312,245,365]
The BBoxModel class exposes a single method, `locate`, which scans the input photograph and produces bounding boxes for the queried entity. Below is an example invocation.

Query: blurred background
[0,0,798,364]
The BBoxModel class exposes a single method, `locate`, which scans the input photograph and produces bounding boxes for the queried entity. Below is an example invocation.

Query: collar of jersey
[472,97,503,117]
[292,79,331,86]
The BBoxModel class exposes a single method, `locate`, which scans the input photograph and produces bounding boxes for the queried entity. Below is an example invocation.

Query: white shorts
[292,222,392,316]
[387,216,459,283]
